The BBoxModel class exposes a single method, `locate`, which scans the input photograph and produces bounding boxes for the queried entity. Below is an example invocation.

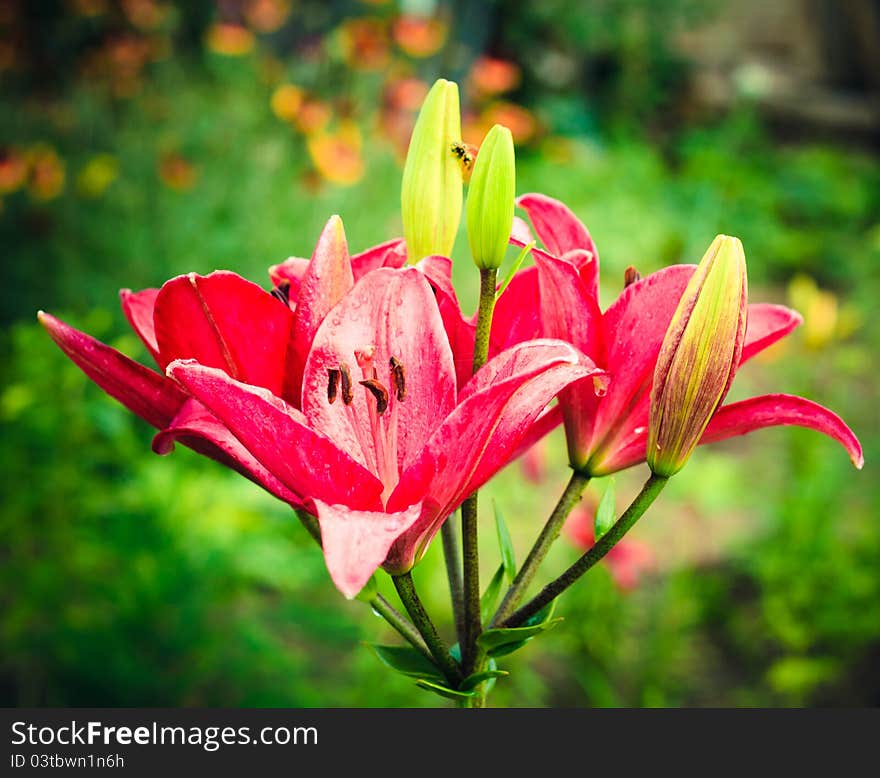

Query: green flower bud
[466,124,515,270]
[647,235,748,477]
[400,78,462,263]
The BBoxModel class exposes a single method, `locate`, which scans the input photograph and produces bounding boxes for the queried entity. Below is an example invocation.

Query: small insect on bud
[401,78,463,263]
[624,266,641,288]
[466,124,515,271]
[647,235,748,477]
[450,141,478,183]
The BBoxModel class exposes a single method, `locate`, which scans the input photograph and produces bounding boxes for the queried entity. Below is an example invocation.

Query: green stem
[392,572,462,686]
[461,267,498,675]
[501,474,669,628]
[369,594,434,663]
[490,471,590,628]
[441,519,465,648]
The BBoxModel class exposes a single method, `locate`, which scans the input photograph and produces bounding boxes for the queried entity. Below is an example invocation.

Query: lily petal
[120,287,161,364]
[741,303,803,364]
[152,398,304,507]
[268,257,310,301]
[153,270,294,396]
[284,215,354,405]
[303,267,456,476]
[167,359,386,507]
[702,393,863,469]
[533,250,606,466]
[584,265,695,470]
[39,311,186,430]
[516,192,599,261]
[313,498,422,598]
[386,339,602,571]
[490,265,543,353]
[350,238,407,279]
[417,254,476,389]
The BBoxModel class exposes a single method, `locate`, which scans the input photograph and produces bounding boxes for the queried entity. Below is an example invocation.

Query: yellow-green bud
[400,78,462,263]
[647,235,748,477]
[466,124,515,271]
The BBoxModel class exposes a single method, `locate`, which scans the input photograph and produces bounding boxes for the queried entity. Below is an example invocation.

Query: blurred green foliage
[1,1,877,706]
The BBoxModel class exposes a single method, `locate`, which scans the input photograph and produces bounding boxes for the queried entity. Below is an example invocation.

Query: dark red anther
[271,279,291,305]
[624,266,641,288]
[339,363,354,405]
[389,356,406,402]
[327,368,340,404]
[359,378,389,415]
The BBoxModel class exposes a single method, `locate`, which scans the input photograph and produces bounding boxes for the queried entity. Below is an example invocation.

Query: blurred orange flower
[270,83,305,123]
[470,56,521,97]
[339,18,390,71]
[0,148,28,195]
[383,76,429,112]
[27,145,66,201]
[158,153,197,191]
[307,121,365,186]
[295,98,332,135]
[122,0,170,31]
[392,15,447,58]
[244,0,291,33]
[482,101,538,144]
[205,23,255,57]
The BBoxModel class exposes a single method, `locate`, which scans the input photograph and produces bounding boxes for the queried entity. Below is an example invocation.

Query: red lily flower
[38,216,402,509]
[511,193,863,475]
[167,266,606,597]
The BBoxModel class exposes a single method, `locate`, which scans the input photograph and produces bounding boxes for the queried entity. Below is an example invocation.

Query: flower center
[326,345,407,502]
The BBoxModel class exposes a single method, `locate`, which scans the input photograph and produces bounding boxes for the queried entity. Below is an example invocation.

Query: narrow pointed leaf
[480,564,506,625]
[477,617,563,657]
[494,502,517,582]
[594,478,616,540]
[460,668,509,691]
[414,678,476,701]
[368,644,444,682]
[496,241,534,300]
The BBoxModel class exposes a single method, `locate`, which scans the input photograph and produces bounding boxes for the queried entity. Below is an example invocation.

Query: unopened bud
[647,235,748,477]
[466,124,515,271]
[401,78,462,263]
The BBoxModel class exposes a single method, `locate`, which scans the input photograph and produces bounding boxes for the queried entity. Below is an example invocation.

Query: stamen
[327,368,340,404]
[360,378,389,415]
[624,266,641,288]
[271,279,291,305]
[339,363,354,405]
[389,356,406,402]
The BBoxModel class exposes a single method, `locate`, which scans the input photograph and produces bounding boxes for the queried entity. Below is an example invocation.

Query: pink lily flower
[167,266,606,597]
[512,193,863,475]
[38,216,404,510]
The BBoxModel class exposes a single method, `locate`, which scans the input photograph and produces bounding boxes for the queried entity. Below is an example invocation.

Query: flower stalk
[490,471,591,628]
[392,572,462,687]
[501,474,669,628]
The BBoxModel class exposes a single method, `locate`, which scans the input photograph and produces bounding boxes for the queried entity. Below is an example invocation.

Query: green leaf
[594,478,616,541]
[477,602,562,657]
[460,668,509,691]
[494,501,517,582]
[368,644,444,682]
[480,564,506,625]
[495,241,534,300]
[414,678,476,702]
